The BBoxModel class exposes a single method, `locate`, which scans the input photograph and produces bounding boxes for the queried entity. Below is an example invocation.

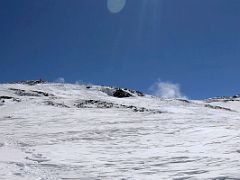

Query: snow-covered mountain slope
[0,82,240,180]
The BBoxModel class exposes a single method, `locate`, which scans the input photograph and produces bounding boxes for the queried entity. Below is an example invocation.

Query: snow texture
[0,82,240,179]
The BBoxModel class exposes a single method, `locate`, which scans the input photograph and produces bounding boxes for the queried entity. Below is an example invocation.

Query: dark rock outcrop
[113,89,132,98]
[0,96,14,100]
[123,88,144,97]
[0,96,21,102]
[101,86,144,98]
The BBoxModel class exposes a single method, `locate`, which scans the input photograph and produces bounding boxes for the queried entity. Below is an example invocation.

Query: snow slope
[0,82,240,180]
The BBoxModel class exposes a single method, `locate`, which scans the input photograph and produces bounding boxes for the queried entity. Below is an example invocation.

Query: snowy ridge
[0,82,240,179]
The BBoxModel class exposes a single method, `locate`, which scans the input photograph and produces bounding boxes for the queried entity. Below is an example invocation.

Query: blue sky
[0,0,240,99]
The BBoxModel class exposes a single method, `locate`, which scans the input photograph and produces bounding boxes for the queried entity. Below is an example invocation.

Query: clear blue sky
[0,0,240,99]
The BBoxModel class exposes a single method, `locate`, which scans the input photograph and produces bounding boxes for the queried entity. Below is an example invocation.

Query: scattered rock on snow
[204,104,234,112]
[31,90,52,97]
[9,88,52,97]
[74,99,163,114]
[15,79,47,85]
[75,100,114,108]
[177,99,191,103]
[206,94,240,103]
[44,101,70,108]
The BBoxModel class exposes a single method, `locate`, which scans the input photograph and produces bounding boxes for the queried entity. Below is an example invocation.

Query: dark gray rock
[113,89,132,98]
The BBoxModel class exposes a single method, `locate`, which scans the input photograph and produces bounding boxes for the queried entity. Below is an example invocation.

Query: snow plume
[151,80,187,99]
[55,77,65,83]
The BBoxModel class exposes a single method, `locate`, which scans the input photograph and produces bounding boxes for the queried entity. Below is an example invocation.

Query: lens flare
[107,0,126,13]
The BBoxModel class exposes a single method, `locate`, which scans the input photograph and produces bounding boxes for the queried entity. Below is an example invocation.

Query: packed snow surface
[0,82,240,179]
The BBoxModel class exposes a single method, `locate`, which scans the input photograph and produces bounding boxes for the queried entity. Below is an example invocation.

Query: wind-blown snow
[0,82,240,179]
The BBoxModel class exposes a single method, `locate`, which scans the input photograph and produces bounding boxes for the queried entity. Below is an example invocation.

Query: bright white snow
[0,82,240,179]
